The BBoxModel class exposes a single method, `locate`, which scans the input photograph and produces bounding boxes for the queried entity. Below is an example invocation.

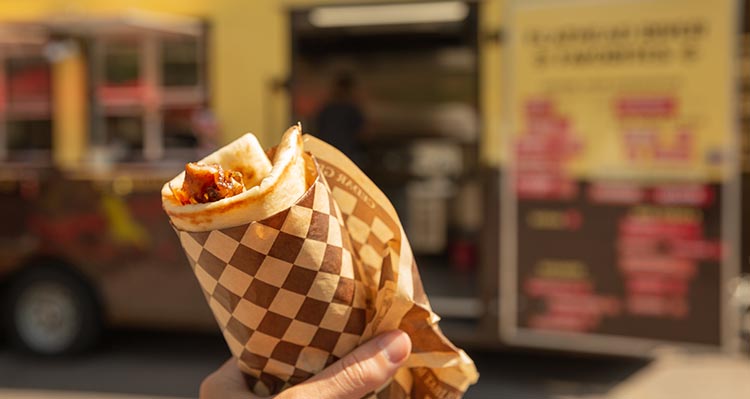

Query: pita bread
[162,125,308,232]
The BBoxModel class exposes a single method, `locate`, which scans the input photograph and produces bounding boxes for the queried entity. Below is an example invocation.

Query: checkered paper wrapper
[171,135,478,398]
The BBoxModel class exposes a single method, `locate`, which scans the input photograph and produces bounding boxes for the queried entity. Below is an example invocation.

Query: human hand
[200,330,412,399]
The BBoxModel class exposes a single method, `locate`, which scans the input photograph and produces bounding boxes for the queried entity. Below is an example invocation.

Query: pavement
[0,330,223,398]
[0,390,184,399]
[0,330,748,399]
[607,350,750,399]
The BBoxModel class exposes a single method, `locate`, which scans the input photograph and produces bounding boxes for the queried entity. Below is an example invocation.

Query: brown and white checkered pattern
[174,176,369,395]
[317,160,473,399]
[329,185,397,287]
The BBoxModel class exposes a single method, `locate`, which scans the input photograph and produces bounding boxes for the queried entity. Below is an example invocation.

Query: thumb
[283,330,412,399]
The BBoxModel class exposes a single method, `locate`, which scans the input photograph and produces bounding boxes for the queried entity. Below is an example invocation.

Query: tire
[4,265,102,355]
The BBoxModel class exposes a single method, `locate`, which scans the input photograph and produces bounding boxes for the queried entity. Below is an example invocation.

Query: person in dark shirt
[314,73,366,166]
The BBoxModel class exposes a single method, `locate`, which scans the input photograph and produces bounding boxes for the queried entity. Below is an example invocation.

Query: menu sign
[500,0,740,354]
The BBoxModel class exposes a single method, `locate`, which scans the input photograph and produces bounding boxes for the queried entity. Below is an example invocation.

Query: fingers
[202,331,412,399]
[200,358,258,399]
[281,330,412,399]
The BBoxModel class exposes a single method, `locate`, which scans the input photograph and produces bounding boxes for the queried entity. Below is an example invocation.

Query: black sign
[515,182,723,346]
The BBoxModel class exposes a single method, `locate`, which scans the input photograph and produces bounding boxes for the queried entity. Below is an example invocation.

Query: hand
[200,330,412,399]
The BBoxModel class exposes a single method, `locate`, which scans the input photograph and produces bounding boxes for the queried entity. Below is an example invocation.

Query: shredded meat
[174,163,245,205]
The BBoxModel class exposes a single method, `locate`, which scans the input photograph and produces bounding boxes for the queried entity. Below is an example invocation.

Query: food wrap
[164,131,478,398]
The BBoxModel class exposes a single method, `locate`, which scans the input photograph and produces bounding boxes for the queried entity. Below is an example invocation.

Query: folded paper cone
[163,127,478,398]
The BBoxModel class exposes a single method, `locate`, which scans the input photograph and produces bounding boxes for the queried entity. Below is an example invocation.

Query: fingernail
[377,330,411,364]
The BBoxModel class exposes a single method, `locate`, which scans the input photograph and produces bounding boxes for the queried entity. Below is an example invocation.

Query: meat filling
[174,163,245,205]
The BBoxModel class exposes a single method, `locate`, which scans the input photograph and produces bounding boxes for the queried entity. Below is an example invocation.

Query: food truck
[0,0,747,356]
[0,13,216,355]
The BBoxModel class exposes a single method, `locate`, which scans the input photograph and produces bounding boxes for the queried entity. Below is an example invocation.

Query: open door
[290,1,483,341]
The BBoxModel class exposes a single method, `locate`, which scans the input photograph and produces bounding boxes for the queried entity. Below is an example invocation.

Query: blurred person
[314,72,366,166]
[200,330,411,399]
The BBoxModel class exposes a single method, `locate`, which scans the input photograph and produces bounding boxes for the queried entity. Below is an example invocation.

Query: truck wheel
[4,266,102,355]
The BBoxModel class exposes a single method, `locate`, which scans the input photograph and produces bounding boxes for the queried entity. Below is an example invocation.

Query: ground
[0,330,748,398]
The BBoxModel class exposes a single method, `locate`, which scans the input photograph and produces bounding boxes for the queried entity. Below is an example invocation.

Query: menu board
[500,0,740,354]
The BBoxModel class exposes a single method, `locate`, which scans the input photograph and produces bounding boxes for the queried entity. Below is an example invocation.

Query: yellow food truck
[0,12,218,355]
[0,0,746,356]
[0,1,492,356]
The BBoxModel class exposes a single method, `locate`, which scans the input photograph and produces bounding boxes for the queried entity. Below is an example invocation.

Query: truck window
[94,32,208,164]
[162,38,199,87]
[7,56,51,103]
[104,115,143,162]
[3,53,52,163]
[103,40,140,87]
[160,34,210,161]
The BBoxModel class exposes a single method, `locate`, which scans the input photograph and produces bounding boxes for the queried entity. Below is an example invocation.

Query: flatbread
[162,125,308,232]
